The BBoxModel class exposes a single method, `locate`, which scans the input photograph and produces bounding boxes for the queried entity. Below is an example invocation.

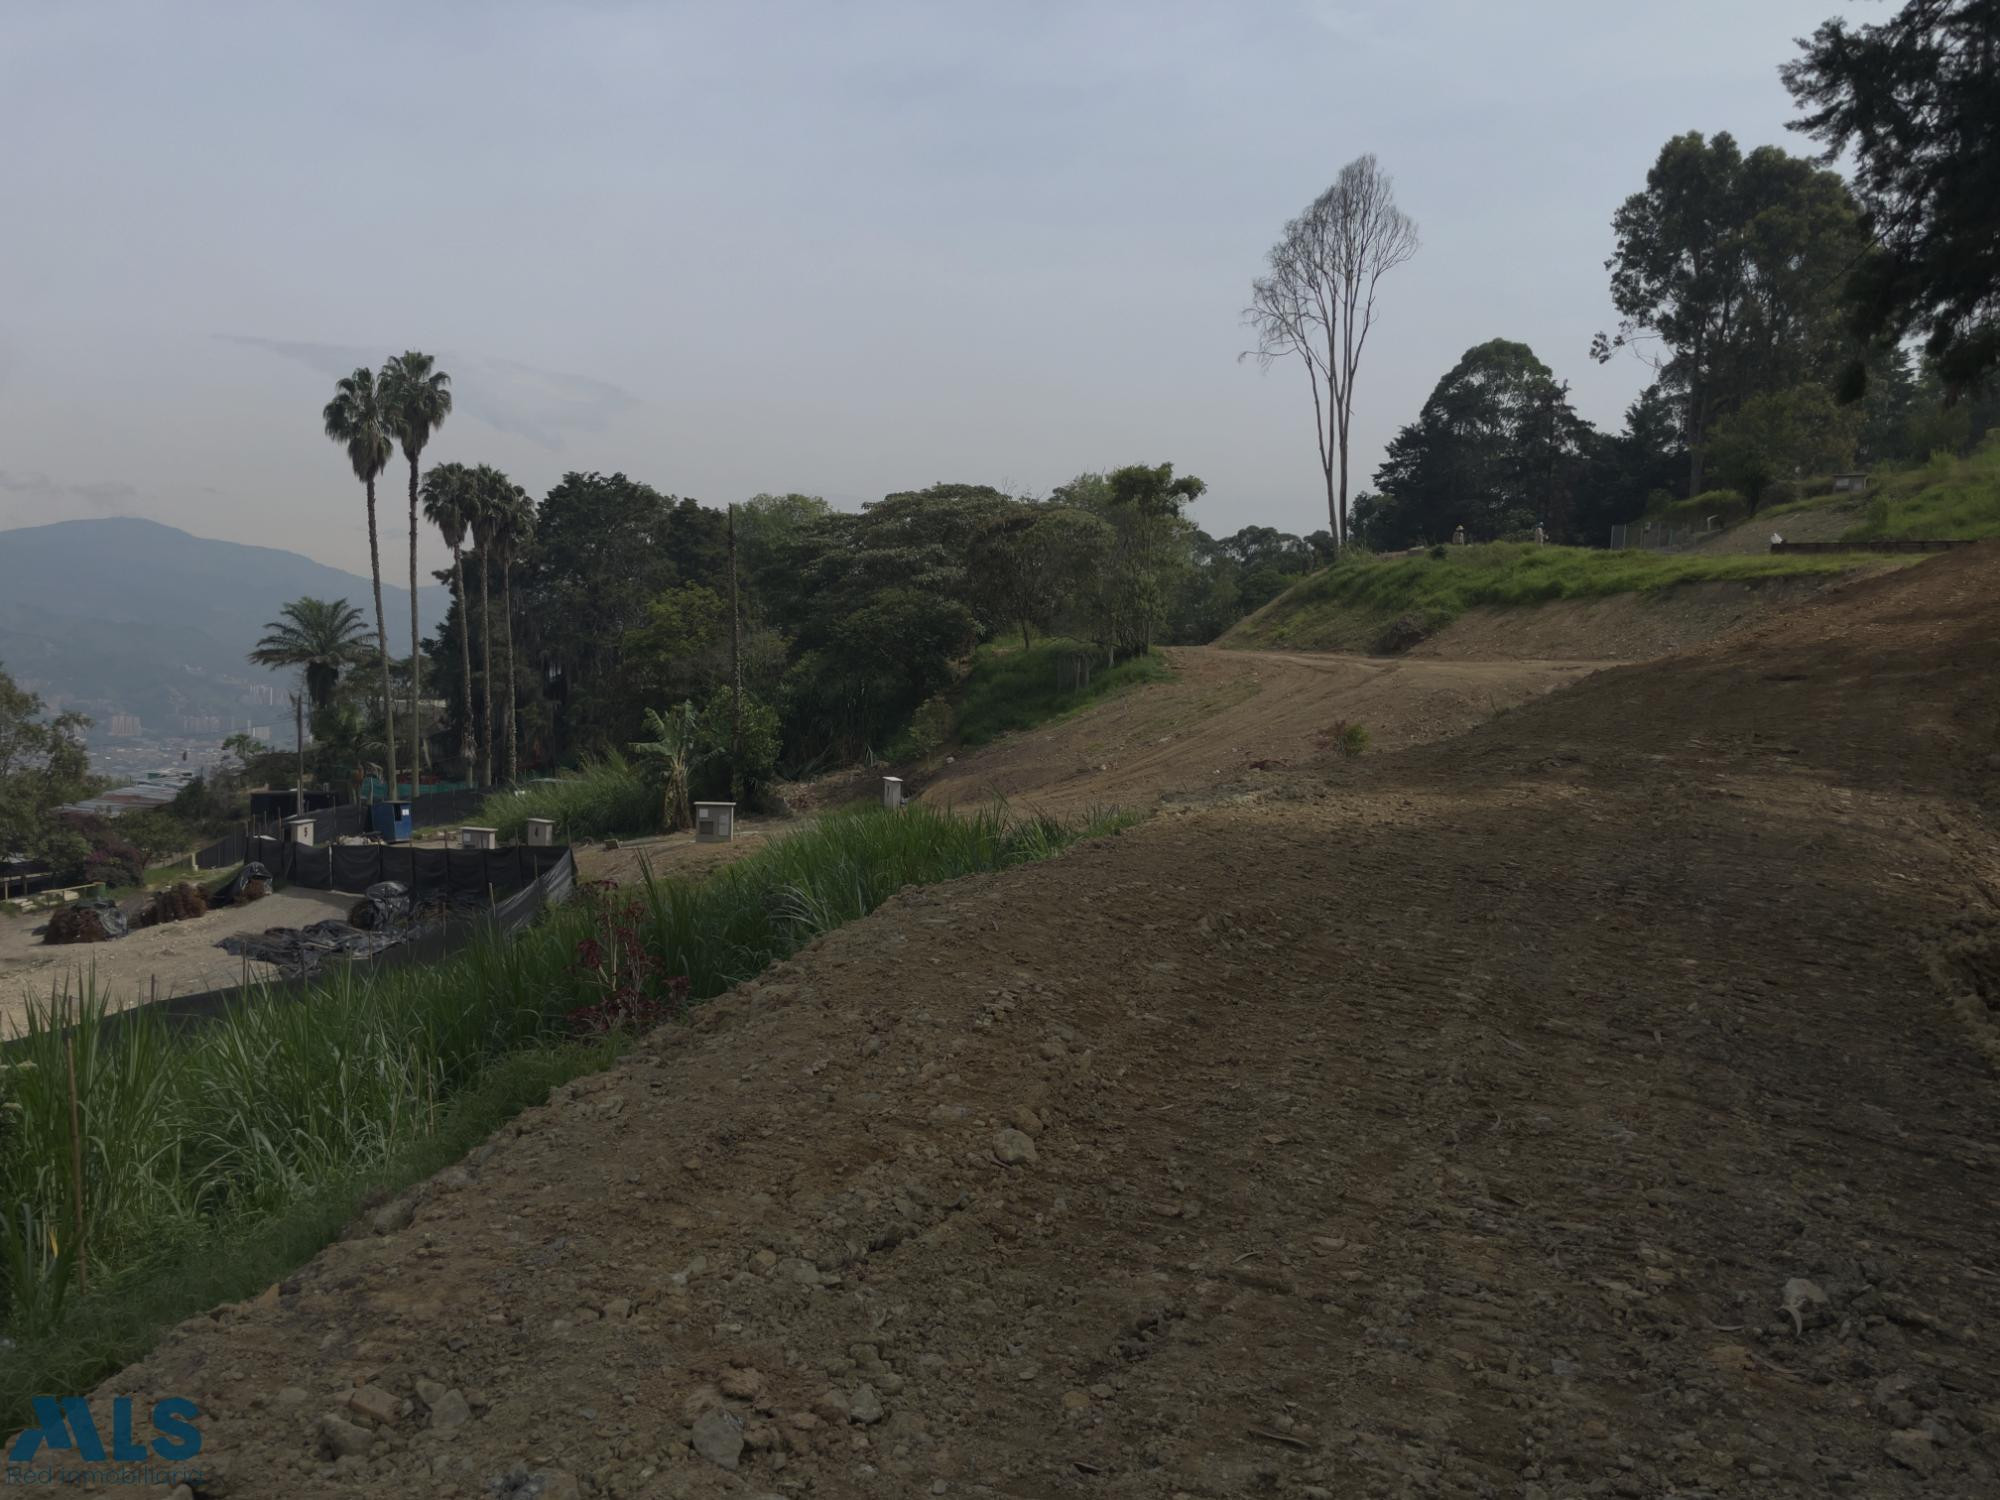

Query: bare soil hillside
[49,548,2000,1499]
[917,647,1601,816]
[1406,574,1858,662]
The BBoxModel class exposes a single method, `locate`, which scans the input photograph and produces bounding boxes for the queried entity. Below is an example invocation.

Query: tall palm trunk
[406,458,422,800]
[502,562,519,784]
[365,474,396,801]
[452,547,478,784]
[478,554,494,787]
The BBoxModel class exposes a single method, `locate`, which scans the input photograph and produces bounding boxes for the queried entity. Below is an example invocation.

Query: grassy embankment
[1839,441,2000,540]
[950,637,1172,748]
[1225,542,1866,652]
[0,799,1133,1420]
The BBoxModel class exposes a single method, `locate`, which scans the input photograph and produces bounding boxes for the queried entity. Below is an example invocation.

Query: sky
[0,0,1851,578]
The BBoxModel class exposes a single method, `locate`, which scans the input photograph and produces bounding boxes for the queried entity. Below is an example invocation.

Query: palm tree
[378,350,453,800]
[248,597,375,712]
[420,461,482,784]
[321,369,398,800]
[249,596,375,814]
[490,479,536,784]
[468,466,508,787]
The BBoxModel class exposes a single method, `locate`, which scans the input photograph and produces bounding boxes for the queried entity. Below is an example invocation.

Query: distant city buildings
[177,714,223,734]
[106,713,142,737]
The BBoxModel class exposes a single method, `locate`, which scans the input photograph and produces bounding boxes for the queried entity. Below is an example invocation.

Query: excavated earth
[48,546,2000,1499]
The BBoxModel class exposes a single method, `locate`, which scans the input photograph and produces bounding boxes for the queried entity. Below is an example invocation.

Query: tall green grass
[1844,440,2000,541]
[0,802,1131,1418]
[1227,542,1866,650]
[477,752,659,842]
[952,638,1172,748]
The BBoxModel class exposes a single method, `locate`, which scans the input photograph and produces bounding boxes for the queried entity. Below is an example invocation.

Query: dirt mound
[136,881,208,928]
[40,546,2000,1498]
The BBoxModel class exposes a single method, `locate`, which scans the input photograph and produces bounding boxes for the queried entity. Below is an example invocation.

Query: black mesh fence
[190,787,499,871]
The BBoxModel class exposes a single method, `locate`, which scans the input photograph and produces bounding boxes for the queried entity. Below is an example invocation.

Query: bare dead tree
[1244,155,1419,550]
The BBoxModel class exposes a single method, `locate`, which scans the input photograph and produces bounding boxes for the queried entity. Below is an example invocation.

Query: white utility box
[458,826,499,851]
[694,801,735,843]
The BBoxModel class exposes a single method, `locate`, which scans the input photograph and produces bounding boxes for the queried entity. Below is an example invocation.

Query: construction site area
[30,543,2000,1499]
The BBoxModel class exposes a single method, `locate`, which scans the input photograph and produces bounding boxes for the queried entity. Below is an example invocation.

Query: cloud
[220,335,641,450]
[0,469,139,512]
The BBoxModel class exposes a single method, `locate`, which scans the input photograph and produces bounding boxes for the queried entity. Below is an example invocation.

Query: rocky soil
[43,546,2000,1499]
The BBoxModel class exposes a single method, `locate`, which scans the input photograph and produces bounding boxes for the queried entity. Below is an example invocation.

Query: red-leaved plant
[564,880,690,1035]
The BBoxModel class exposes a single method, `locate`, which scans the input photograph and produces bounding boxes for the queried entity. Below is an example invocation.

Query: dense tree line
[379,464,1332,787]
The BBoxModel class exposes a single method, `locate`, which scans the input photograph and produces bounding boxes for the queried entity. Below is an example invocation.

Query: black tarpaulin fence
[269,840,566,901]
[189,787,500,871]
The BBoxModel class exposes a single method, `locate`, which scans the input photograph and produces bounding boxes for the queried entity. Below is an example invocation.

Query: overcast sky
[0,0,1848,578]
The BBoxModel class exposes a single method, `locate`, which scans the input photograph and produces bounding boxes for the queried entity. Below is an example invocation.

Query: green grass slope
[1222,543,1866,653]
[1843,441,2000,541]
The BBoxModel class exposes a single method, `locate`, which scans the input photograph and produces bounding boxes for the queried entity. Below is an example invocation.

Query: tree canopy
[0,665,94,864]
[1358,339,1594,547]
[1594,131,1864,494]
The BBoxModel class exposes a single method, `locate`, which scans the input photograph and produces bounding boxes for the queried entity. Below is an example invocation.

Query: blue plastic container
[370,801,412,843]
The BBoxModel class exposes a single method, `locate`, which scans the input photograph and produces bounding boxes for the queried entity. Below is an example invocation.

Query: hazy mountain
[0,517,447,736]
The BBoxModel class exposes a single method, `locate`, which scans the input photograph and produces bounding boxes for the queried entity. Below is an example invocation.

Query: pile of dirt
[41,548,2000,1499]
[136,881,208,928]
[41,900,128,945]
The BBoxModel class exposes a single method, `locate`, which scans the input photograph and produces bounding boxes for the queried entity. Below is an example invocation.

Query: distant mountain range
[0,517,447,737]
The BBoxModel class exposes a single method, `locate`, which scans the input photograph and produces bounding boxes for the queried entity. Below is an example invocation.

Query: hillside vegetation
[949,639,1172,749]
[1222,543,1868,653]
[1842,441,2000,540]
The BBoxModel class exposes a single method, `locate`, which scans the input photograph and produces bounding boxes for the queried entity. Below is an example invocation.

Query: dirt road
[919,646,1601,816]
[55,550,2000,1497]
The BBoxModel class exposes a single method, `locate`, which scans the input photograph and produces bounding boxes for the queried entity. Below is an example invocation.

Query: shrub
[1317,721,1370,758]
[907,695,955,759]
[696,686,783,797]
[117,810,194,865]
[59,818,143,889]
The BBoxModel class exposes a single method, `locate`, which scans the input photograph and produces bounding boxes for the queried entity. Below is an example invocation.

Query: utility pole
[291,691,305,817]
[727,502,743,802]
